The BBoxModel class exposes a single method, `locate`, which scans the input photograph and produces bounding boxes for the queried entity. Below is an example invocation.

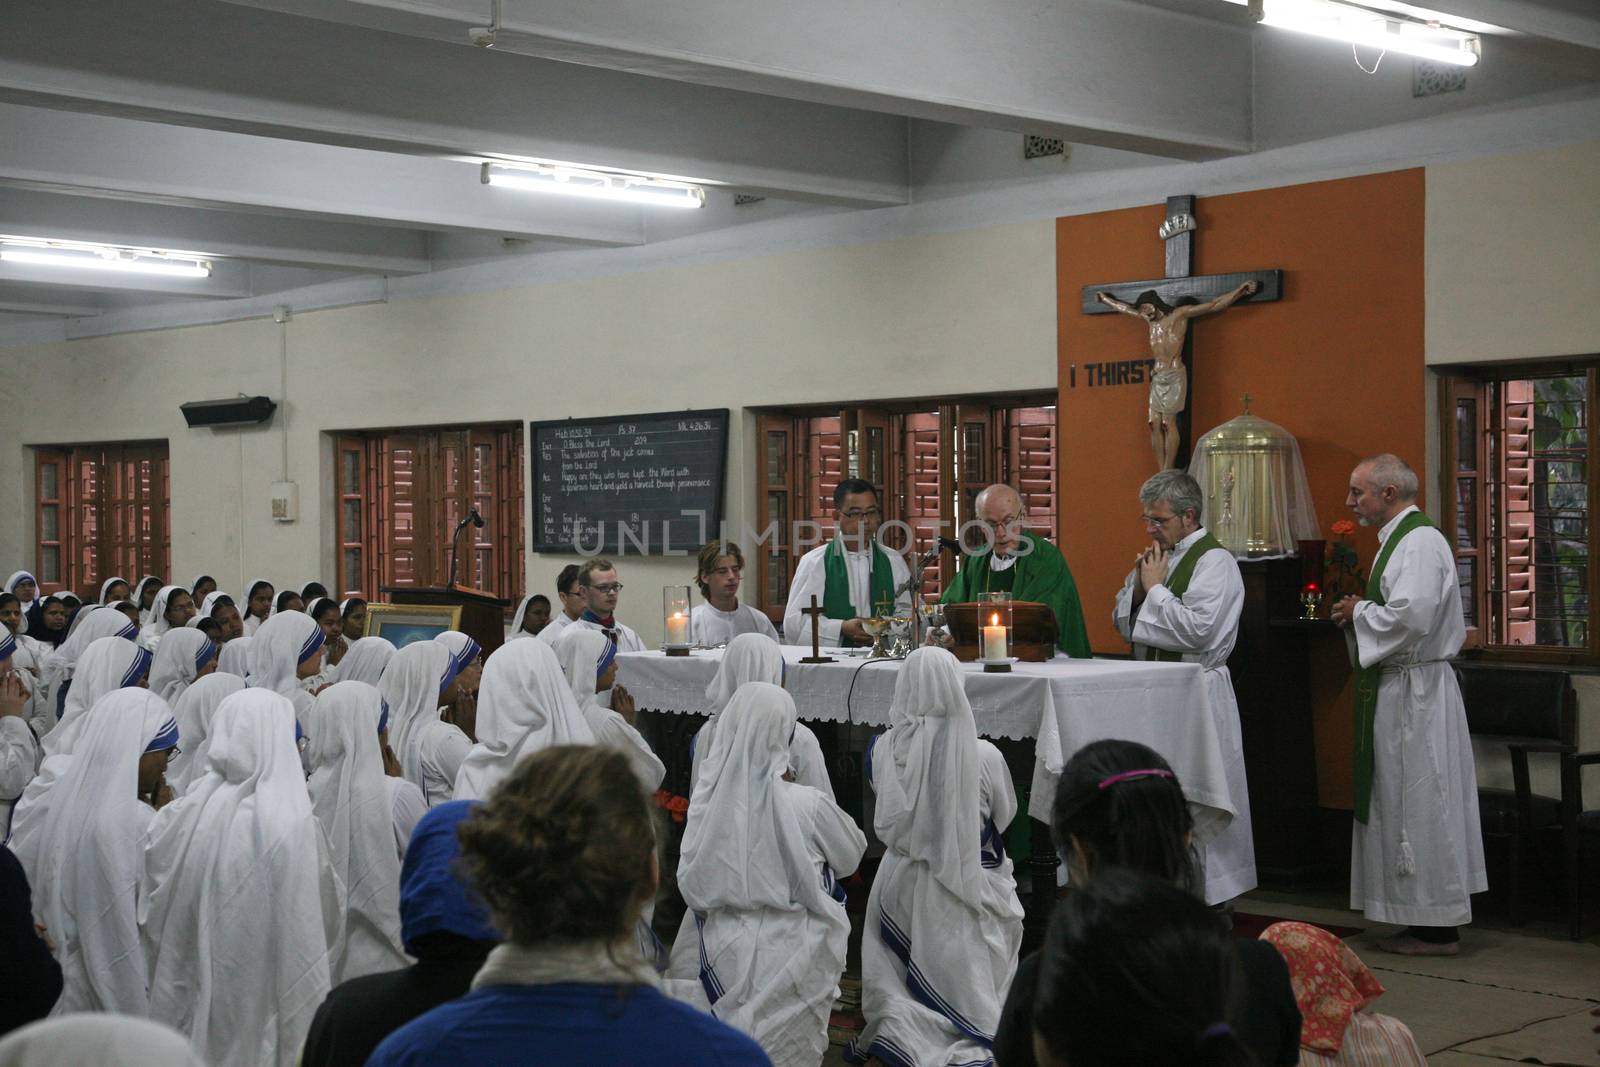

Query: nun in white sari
[452,637,593,802]
[380,640,470,806]
[676,682,865,1067]
[165,673,245,794]
[147,628,218,707]
[337,636,395,687]
[217,635,253,677]
[43,635,152,757]
[133,576,165,628]
[138,585,186,651]
[692,633,830,796]
[554,628,664,791]
[38,606,139,721]
[141,689,334,1067]
[305,681,408,981]
[850,647,1024,1067]
[248,610,325,720]
[9,689,178,1016]
[0,1014,206,1067]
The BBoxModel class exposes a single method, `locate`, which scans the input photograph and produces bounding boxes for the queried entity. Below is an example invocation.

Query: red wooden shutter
[335,437,371,598]
[34,450,67,594]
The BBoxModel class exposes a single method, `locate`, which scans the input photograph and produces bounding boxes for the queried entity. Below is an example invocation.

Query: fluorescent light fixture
[481,162,706,209]
[0,240,212,278]
[1232,0,1481,66]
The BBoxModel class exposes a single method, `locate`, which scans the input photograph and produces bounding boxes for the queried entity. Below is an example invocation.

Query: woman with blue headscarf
[301,800,501,1067]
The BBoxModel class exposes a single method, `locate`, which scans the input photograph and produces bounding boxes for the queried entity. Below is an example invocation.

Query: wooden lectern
[381,585,510,657]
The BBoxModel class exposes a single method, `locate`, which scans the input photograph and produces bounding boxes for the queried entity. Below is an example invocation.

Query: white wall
[0,221,1058,640]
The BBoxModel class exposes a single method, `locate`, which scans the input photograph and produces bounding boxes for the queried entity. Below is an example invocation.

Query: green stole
[822,537,897,621]
[1150,531,1225,663]
[1351,510,1435,824]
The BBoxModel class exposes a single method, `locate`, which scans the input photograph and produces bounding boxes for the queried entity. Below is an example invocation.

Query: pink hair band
[1097,768,1175,790]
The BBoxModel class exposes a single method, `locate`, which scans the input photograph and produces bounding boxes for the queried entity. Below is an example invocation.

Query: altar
[616,646,1238,845]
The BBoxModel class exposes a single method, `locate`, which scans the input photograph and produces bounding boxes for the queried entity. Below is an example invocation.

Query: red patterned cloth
[1260,922,1385,1054]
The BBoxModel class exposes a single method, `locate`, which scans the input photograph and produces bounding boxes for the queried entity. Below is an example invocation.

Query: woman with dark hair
[97,578,130,607]
[132,576,164,627]
[303,597,347,689]
[993,739,1300,1067]
[274,589,305,616]
[302,580,329,603]
[190,575,216,602]
[368,745,771,1066]
[241,579,274,637]
[1032,870,1260,1067]
[340,598,368,643]
[24,595,71,649]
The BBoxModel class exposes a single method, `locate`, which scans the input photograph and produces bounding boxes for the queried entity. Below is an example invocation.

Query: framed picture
[364,603,463,648]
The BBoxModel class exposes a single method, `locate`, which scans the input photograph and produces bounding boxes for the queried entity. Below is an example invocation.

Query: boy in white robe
[1332,454,1486,955]
[560,559,648,652]
[850,647,1024,1067]
[691,541,781,645]
[142,689,335,1067]
[1112,468,1255,903]
[9,689,178,1016]
[676,682,866,1067]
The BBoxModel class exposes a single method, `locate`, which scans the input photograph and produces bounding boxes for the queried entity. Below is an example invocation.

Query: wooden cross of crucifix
[799,595,834,664]
[1080,194,1283,471]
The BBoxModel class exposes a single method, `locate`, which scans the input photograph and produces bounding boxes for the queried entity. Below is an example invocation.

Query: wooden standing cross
[799,595,834,664]
[1081,194,1284,469]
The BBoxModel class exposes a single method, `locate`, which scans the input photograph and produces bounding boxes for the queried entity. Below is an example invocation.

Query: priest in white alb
[783,479,911,648]
[1331,454,1485,956]
[1113,468,1255,903]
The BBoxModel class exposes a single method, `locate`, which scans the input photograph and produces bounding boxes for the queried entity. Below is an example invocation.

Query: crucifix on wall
[1081,195,1283,470]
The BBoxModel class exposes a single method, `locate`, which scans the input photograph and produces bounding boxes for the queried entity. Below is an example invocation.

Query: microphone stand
[446,512,479,589]
[893,539,956,651]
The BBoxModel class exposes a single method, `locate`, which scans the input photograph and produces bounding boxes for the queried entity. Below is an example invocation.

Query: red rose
[1331,519,1357,536]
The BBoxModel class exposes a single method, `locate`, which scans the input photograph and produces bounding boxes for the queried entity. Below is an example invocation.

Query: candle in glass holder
[665,611,691,646]
[662,585,694,651]
[983,611,1008,661]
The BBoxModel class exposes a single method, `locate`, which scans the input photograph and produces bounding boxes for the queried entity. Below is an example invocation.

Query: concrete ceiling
[0,0,1594,328]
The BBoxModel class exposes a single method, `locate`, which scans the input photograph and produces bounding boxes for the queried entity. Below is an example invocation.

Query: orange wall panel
[1056,169,1427,807]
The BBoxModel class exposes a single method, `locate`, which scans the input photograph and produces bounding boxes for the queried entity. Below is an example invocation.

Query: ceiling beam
[0,0,912,206]
[1427,0,1600,51]
[0,187,433,275]
[0,296,101,317]
[0,104,646,246]
[216,0,1256,160]
[0,258,252,298]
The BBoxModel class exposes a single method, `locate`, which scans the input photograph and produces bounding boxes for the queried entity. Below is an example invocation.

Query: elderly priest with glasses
[939,484,1092,659]
[1111,468,1255,903]
[784,479,914,647]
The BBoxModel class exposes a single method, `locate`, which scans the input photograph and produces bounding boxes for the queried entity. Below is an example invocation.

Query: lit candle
[983,611,1008,661]
[665,611,691,647]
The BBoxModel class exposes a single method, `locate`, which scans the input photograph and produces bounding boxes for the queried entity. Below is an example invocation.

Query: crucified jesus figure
[1096,279,1259,470]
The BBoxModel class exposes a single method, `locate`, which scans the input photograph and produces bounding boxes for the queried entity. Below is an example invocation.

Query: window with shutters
[751,395,1057,626]
[32,442,171,598]
[1441,361,1597,664]
[333,425,523,606]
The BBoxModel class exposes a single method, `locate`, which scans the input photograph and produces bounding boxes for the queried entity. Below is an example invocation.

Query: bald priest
[939,484,1091,658]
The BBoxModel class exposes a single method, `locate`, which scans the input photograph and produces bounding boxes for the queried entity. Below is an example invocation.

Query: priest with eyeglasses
[783,479,913,647]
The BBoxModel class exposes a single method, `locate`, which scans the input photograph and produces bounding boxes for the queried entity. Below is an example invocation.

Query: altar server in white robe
[38,606,138,720]
[851,647,1024,1067]
[10,689,178,1015]
[1112,468,1255,903]
[306,681,408,981]
[536,563,586,647]
[142,689,334,1067]
[1331,454,1486,955]
[676,682,865,1066]
[556,558,649,651]
[554,628,665,791]
[692,541,781,645]
[692,633,830,797]
[382,640,471,806]
[147,628,218,707]
[338,636,396,687]
[783,479,912,649]
[165,672,245,794]
[453,637,594,802]
[248,609,325,721]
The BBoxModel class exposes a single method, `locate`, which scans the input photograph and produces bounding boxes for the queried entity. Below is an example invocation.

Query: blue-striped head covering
[0,630,14,663]
[400,800,500,954]
[144,714,180,753]
[436,633,481,694]
[123,645,154,687]
[378,699,390,737]
[596,636,619,680]
[113,615,138,641]
[195,638,218,673]
[297,625,326,665]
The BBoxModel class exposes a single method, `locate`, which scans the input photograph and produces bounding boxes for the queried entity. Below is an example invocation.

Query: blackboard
[531,409,730,555]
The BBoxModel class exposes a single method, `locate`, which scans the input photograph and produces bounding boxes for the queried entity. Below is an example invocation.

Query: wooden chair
[1455,663,1582,938]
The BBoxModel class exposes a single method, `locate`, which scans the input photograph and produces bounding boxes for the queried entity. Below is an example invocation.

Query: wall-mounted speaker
[180,396,277,429]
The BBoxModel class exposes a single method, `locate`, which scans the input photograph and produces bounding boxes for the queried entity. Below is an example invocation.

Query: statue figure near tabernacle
[1096,279,1259,470]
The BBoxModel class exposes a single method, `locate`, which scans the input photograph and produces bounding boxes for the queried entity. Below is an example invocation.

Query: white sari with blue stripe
[850,649,1023,1067]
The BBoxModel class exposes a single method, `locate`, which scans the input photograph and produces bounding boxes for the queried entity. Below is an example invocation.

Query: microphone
[936,537,962,551]
[448,508,485,588]
[468,507,485,529]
